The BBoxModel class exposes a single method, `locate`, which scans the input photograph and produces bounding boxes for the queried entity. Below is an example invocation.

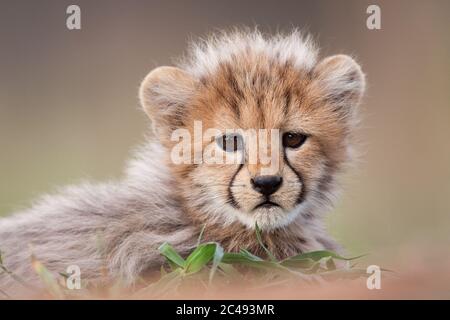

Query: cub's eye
[217,133,244,152]
[282,132,307,149]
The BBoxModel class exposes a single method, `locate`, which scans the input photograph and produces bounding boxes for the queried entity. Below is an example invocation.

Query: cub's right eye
[217,133,244,152]
[282,132,308,149]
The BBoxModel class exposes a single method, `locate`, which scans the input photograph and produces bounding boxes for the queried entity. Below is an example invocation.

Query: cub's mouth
[253,200,281,210]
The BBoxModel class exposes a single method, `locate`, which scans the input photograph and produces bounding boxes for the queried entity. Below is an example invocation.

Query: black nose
[251,175,283,196]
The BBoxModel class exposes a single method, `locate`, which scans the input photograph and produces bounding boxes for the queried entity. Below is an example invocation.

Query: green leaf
[158,242,185,268]
[196,224,207,246]
[221,252,280,270]
[283,250,364,263]
[184,243,217,274]
[221,252,257,264]
[255,223,277,261]
[239,249,264,261]
[153,227,370,292]
[280,257,315,269]
[209,243,224,283]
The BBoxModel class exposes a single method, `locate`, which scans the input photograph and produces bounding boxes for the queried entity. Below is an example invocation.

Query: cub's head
[139,31,365,230]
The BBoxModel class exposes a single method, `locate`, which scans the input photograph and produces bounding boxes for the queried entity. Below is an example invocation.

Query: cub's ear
[139,66,197,138]
[312,55,365,115]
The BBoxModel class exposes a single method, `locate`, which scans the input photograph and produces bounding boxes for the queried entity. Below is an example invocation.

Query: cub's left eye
[217,133,244,152]
[282,132,307,149]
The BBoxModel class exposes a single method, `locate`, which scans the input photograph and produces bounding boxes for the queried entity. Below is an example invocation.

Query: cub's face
[140,48,364,230]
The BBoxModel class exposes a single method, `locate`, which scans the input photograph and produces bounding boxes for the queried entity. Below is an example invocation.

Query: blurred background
[1,0,449,294]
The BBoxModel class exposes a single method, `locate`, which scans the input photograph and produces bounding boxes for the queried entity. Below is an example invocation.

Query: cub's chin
[242,204,298,231]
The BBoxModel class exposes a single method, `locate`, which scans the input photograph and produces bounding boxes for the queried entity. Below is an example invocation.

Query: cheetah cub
[0,30,365,292]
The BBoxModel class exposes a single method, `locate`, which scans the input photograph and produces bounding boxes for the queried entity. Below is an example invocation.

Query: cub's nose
[251,175,283,196]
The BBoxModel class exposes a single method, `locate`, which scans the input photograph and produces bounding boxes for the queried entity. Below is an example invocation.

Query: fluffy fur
[0,29,365,295]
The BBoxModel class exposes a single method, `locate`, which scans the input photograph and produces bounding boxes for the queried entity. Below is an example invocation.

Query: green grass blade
[158,242,186,268]
[283,250,365,263]
[184,243,217,274]
[222,252,259,264]
[209,243,224,283]
[196,224,207,246]
[255,223,277,261]
[221,252,281,270]
[239,248,264,261]
[280,257,315,269]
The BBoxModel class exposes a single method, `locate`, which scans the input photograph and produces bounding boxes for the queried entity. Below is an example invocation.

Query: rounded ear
[139,66,197,138]
[312,54,365,114]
